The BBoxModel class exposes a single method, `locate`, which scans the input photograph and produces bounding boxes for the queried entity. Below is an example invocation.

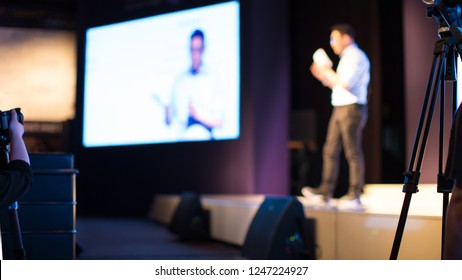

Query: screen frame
[79,0,241,148]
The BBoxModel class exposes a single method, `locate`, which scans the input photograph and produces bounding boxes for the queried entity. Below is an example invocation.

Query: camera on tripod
[390,0,462,260]
[425,0,462,32]
[0,108,24,145]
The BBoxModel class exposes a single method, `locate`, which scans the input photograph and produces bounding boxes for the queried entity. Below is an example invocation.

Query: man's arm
[8,109,29,164]
[0,109,32,211]
[310,63,348,90]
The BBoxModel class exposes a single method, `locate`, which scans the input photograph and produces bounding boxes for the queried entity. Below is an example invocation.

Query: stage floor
[149,184,447,260]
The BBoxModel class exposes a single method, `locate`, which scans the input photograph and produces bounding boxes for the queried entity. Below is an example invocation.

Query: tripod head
[425,0,462,41]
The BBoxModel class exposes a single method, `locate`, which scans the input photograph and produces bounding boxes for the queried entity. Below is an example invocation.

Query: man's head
[190,29,205,74]
[329,24,356,55]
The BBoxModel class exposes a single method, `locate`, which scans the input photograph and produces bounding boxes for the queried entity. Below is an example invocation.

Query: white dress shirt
[331,43,370,106]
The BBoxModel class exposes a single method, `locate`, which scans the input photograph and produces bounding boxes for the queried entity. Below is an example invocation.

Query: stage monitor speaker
[241,196,316,260]
[169,192,210,241]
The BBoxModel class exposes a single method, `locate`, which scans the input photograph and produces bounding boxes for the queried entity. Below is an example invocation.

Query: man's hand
[8,110,24,140]
[310,62,327,81]
[310,62,347,90]
[8,109,29,164]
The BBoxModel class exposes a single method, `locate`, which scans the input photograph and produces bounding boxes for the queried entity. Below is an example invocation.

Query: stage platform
[148,184,446,260]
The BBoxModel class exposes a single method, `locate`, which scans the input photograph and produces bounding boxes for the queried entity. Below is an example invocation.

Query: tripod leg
[390,40,448,260]
[438,48,459,258]
[8,202,26,260]
[407,42,447,173]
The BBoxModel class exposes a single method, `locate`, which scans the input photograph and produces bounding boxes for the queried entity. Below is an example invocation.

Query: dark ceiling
[0,0,185,29]
[0,0,77,29]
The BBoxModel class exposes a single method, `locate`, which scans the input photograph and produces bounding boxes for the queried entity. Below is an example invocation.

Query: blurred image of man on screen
[166,29,224,141]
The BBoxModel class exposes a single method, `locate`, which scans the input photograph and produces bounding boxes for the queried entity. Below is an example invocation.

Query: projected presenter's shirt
[170,66,224,140]
[331,43,370,106]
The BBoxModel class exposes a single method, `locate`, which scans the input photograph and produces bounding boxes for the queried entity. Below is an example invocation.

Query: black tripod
[0,144,26,260]
[390,5,461,260]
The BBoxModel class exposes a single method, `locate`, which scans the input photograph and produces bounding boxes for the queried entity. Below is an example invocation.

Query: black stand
[0,145,26,260]
[389,6,461,260]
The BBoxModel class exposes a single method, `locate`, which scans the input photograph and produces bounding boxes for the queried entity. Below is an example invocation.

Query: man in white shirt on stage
[303,24,370,211]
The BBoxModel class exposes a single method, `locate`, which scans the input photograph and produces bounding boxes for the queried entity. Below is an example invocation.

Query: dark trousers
[318,104,368,199]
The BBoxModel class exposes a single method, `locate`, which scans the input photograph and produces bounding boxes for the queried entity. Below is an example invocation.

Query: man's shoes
[301,186,335,209]
[301,186,323,199]
[337,195,365,211]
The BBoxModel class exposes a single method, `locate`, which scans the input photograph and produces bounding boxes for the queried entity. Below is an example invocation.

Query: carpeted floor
[76,217,244,260]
